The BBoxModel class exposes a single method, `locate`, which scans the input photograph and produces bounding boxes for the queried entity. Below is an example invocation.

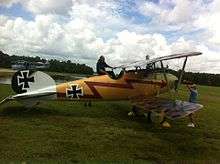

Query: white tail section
[10,70,57,103]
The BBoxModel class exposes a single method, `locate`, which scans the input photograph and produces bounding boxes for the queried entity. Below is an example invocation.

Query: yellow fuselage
[55,71,178,101]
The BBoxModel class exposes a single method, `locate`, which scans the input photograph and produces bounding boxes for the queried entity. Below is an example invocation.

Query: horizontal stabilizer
[7,70,57,104]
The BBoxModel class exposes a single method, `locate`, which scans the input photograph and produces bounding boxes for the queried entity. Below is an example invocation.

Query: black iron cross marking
[66,84,83,99]
[17,70,35,89]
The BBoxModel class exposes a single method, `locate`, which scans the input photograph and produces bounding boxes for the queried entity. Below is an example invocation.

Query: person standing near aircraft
[187,84,198,127]
[96,56,114,76]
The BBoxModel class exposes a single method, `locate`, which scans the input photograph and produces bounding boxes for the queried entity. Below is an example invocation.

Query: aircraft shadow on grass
[0,101,133,119]
[0,105,59,116]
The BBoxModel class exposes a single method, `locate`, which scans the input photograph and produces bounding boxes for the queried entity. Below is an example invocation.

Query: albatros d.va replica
[0,52,203,121]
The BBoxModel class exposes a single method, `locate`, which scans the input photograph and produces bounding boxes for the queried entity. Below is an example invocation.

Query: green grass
[0,84,220,162]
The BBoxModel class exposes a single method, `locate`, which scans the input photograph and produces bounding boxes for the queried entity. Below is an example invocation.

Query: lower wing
[131,97,203,120]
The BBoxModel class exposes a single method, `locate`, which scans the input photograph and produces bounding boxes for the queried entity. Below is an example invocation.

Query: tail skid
[0,96,14,106]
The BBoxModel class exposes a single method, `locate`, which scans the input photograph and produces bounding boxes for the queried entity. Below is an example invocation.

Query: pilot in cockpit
[96,56,113,75]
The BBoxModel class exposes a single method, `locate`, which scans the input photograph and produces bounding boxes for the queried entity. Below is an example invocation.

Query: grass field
[0,84,220,162]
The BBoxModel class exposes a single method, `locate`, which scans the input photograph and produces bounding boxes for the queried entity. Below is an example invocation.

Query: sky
[0,0,220,73]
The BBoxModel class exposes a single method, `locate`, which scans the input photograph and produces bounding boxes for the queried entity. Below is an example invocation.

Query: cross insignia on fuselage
[17,70,35,90]
[66,84,83,99]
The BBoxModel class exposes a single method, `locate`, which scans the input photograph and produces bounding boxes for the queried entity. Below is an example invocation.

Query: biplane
[0,52,203,124]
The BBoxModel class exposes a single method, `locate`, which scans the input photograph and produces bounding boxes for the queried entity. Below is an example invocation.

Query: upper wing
[147,51,202,64]
[117,51,202,69]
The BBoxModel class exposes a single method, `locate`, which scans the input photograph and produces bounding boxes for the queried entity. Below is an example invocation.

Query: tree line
[0,51,220,86]
[168,69,220,87]
[0,51,94,75]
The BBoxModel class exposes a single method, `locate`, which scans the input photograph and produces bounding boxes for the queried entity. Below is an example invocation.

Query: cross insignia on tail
[17,70,35,90]
[66,84,83,99]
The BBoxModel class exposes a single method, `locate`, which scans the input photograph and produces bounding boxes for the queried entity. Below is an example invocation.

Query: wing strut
[160,61,168,82]
[175,57,188,91]
[160,61,174,100]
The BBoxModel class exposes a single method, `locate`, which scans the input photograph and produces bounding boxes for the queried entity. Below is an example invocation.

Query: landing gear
[188,113,199,128]
[132,105,139,116]
[159,110,171,128]
[146,111,152,123]
[84,101,92,107]
[128,105,138,116]
[128,106,153,123]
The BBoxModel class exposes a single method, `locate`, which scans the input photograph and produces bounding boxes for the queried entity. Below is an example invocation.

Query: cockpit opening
[106,67,125,80]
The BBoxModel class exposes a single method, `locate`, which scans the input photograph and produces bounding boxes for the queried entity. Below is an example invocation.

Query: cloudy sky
[0,0,220,73]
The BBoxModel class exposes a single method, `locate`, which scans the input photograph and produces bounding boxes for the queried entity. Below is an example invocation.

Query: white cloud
[140,0,201,25]
[170,37,197,53]
[187,45,220,74]
[0,14,172,68]
[0,0,73,15]
[0,0,20,7]
[194,0,220,46]
[0,0,74,17]
[23,0,73,15]
[139,0,220,47]
[139,1,162,17]
[138,0,210,36]
[103,30,171,66]
[168,37,220,74]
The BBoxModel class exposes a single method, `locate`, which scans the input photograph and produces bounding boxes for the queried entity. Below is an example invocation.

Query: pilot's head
[99,55,105,62]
